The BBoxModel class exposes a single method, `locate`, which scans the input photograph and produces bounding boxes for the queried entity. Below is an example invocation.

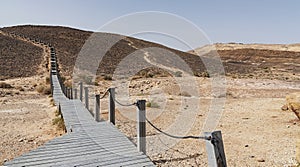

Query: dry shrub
[174,71,182,77]
[45,77,50,84]
[50,98,55,106]
[146,101,160,108]
[36,85,44,93]
[36,85,51,95]
[286,93,300,120]
[52,116,65,131]
[0,82,13,89]
[104,75,112,81]
[43,86,51,95]
[179,91,191,97]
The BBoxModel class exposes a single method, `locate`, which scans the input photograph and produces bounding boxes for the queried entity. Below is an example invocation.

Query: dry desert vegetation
[0,25,299,166]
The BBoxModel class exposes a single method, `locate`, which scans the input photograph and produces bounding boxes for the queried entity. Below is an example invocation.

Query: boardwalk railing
[49,43,227,167]
[5,31,227,167]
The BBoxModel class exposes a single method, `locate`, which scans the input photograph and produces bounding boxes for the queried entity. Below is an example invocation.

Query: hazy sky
[1,0,300,50]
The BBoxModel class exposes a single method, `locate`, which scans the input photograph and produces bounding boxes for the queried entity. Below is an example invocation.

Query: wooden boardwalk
[5,71,154,166]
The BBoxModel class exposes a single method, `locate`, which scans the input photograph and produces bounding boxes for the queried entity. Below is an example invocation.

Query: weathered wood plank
[5,71,154,166]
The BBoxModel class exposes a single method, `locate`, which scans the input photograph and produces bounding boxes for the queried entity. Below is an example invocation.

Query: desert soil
[1,75,299,166]
[0,76,64,165]
[92,76,300,167]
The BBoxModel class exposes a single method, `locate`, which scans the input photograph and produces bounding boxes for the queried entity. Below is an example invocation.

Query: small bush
[16,86,24,91]
[174,71,183,77]
[179,91,191,97]
[52,108,65,131]
[45,77,50,84]
[43,86,51,95]
[36,85,51,95]
[104,75,112,81]
[50,98,56,106]
[193,72,201,77]
[202,71,210,78]
[0,82,13,89]
[147,72,154,78]
[146,101,160,108]
[36,85,44,93]
[52,117,65,131]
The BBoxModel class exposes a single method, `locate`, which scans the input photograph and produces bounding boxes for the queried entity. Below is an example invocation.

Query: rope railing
[99,89,110,99]
[114,98,136,107]
[24,30,226,166]
[145,117,210,140]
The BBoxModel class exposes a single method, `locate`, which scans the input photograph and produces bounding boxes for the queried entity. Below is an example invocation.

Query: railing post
[66,87,70,99]
[95,94,100,122]
[205,131,227,167]
[85,87,89,110]
[137,100,146,154]
[49,70,53,95]
[64,87,68,97]
[108,88,115,125]
[74,88,77,99]
[70,87,73,99]
[79,82,83,101]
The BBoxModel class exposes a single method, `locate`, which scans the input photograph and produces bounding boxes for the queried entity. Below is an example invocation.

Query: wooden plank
[5,73,154,166]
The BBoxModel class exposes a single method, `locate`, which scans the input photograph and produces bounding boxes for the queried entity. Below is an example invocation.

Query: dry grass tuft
[0,82,13,89]
[179,91,192,97]
[36,84,51,95]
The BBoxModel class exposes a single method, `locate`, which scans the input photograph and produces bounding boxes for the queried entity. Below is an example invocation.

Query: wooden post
[70,87,73,99]
[205,131,227,167]
[137,100,146,154]
[108,88,115,125]
[67,87,70,99]
[65,87,68,97]
[58,102,61,115]
[79,82,83,101]
[85,87,89,110]
[65,87,68,98]
[74,88,78,99]
[49,70,53,95]
[95,94,100,122]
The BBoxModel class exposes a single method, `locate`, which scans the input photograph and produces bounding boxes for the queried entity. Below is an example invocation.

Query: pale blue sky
[1,0,300,50]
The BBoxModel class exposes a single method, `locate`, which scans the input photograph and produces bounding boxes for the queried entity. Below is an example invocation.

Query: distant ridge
[1,25,299,81]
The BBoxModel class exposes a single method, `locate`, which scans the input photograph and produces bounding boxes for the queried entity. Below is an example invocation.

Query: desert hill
[191,43,300,81]
[0,31,43,79]
[0,25,299,166]
[1,25,299,82]
[1,25,208,79]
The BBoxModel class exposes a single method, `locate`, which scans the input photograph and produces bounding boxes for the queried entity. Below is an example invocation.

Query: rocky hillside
[191,43,300,81]
[1,25,209,79]
[1,25,299,81]
[0,31,43,80]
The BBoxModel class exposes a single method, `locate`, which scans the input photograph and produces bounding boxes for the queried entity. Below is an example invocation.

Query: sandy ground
[92,77,300,166]
[0,76,64,165]
[1,75,299,166]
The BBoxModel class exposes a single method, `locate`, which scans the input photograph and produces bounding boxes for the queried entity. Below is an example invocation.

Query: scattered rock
[281,105,289,111]
[18,138,25,142]
[245,144,249,147]
[257,158,265,162]
[27,139,34,143]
